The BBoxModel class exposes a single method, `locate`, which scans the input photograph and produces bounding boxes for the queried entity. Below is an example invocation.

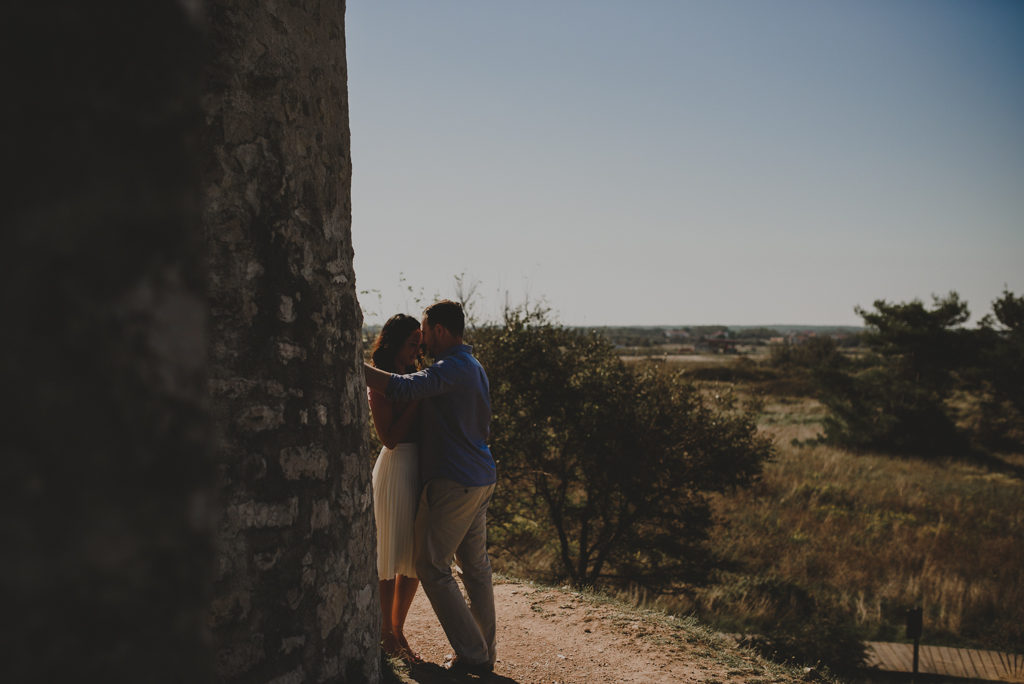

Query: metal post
[907,606,923,681]
[913,636,920,678]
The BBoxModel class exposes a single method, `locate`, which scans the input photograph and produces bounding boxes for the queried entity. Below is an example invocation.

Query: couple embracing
[364,300,497,677]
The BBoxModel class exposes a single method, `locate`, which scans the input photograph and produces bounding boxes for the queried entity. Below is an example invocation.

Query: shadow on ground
[383,656,519,684]
[854,670,996,684]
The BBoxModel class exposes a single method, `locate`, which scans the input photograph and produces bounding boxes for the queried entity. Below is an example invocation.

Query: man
[363,300,496,675]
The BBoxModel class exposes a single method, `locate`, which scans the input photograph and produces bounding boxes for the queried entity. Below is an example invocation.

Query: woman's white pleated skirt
[372,442,420,580]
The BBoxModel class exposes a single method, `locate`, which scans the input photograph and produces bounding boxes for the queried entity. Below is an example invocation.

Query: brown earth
[384,575,815,684]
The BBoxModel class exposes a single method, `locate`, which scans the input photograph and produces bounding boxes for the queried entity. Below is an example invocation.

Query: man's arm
[384,357,461,402]
[364,362,393,394]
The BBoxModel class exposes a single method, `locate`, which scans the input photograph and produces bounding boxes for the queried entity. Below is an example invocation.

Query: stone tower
[2,0,378,681]
[202,1,380,681]
[3,2,215,681]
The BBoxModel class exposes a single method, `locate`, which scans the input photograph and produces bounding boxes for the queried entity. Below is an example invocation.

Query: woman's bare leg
[392,575,421,661]
[379,578,401,656]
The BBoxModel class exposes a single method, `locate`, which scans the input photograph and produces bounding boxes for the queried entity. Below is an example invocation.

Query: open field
[537,348,1024,658]
[665,383,1024,654]
[479,320,1023,671]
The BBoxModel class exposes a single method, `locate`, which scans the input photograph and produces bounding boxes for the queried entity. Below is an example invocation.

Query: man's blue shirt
[385,344,495,487]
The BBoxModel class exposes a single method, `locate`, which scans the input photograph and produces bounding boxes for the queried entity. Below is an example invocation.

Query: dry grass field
[669,380,1024,654]
[487,344,1023,669]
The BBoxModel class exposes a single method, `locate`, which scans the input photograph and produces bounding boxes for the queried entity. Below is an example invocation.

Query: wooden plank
[948,644,973,679]
[976,650,1000,680]
[863,642,885,668]
[961,645,982,680]
[864,642,1024,683]
[999,650,1022,682]
[995,649,1012,678]
[866,641,913,672]
[918,645,940,676]
[974,647,1023,683]
[965,647,989,681]
[948,644,970,678]
[952,645,969,678]
[917,644,935,675]
[1006,650,1024,682]
[888,643,913,671]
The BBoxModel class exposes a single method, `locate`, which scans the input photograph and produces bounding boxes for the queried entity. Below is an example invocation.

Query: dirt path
[386,576,807,684]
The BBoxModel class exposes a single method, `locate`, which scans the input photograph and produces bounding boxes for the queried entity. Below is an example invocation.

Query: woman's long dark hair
[371,313,421,373]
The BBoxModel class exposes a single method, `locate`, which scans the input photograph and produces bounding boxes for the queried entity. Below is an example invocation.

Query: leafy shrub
[813,290,1024,456]
[819,366,967,456]
[816,294,972,457]
[967,289,1024,449]
[769,336,845,372]
[473,307,774,594]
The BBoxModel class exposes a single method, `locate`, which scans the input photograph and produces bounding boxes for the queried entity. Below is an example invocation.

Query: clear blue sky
[346,1,1024,327]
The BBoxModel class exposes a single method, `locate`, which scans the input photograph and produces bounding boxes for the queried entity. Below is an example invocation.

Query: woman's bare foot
[381,632,403,659]
[395,632,423,664]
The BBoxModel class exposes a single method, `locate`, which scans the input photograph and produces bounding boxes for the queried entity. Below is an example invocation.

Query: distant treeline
[769,290,1024,456]
[363,322,864,349]
[538,325,864,348]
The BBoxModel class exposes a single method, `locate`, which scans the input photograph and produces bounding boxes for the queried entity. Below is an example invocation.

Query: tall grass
[685,393,1024,652]
[488,358,1023,661]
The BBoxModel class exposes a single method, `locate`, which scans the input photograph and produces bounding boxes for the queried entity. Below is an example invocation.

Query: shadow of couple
[387,660,520,684]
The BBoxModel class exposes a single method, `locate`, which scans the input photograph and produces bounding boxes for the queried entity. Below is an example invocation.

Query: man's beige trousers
[414,478,496,666]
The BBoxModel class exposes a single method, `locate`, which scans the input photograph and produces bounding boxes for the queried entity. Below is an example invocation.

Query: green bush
[969,289,1024,449]
[817,293,972,457]
[473,307,774,594]
[769,336,845,372]
[813,290,1024,456]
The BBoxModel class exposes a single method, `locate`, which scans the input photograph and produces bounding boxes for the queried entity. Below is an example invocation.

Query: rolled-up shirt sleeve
[385,358,460,402]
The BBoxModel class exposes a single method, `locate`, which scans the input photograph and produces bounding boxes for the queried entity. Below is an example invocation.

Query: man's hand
[364,362,393,394]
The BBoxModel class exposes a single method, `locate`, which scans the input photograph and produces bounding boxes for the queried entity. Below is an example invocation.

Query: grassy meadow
[650,358,1024,655]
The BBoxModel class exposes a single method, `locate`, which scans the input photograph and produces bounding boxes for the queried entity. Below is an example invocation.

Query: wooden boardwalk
[866,642,1024,682]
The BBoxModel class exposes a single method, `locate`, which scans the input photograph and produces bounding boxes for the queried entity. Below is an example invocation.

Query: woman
[368,313,424,663]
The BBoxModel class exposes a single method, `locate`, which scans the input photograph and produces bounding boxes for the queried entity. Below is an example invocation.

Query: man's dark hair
[424,300,465,337]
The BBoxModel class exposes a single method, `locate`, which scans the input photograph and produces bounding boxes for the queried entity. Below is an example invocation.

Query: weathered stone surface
[210,587,253,628]
[217,635,267,679]
[202,0,379,681]
[236,404,287,432]
[280,446,330,480]
[318,581,346,639]
[268,669,307,684]
[280,635,306,655]
[310,499,332,530]
[227,498,300,528]
[278,340,308,363]
[2,2,215,682]
[4,2,376,681]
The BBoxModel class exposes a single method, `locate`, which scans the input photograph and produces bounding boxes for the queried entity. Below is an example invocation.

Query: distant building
[695,337,739,354]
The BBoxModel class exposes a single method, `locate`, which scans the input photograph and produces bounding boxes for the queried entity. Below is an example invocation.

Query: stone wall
[201,1,379,681]
[2,1,377,681]
[2,2,214,682]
